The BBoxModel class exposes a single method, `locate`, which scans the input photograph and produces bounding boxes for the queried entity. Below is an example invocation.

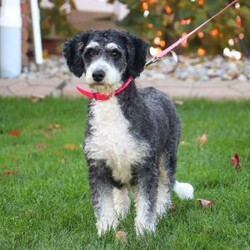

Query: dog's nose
[92,70,105,82]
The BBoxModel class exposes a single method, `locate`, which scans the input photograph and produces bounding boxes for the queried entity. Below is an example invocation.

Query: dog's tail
[173,181,194,200]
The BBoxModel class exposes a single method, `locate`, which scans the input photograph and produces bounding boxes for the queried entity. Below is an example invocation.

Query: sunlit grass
[0,97,249,249]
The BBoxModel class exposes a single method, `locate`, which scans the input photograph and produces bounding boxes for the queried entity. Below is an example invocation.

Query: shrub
[111,0,250,56]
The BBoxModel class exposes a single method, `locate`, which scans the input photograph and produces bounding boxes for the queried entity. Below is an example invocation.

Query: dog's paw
[156,193,172,217]
[134,217,156,236]
[156,203,167,217]
[113,188,130,219]
[114,202,130,219]
[97,217,118,236]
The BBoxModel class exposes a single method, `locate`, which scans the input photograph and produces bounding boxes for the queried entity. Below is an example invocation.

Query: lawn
[0,97,249,250]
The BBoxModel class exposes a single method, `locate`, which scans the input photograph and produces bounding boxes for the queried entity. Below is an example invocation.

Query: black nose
[92,70,105,82]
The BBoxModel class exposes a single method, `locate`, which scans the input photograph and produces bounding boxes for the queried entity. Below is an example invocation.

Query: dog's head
[63,29,149,92]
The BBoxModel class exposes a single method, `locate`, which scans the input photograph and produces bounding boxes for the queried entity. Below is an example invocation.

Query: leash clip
[145,56,160,68]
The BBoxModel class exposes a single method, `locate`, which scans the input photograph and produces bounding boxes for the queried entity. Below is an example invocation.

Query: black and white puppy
[63,29,194,236]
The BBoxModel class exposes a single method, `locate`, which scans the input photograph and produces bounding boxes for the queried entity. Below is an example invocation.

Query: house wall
[21,0,30,66]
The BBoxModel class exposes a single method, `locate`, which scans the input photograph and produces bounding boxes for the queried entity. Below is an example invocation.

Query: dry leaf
[115,230,127,242]
[41,124,62,138]
[41,130,54,138]
[180,141,190,146]
[2,170,19,176]
[36,142,45,150]
[48,124,61,130]
[60,159,66,164]
[63,144,79,150]
[196,133,208,145]
[197,198,215,208]
[174,100,184,106]
[54,151,63,156]
[231,154,241,171]
[30,94,45,103]
[8,129,21,137]
[168,204,176,212]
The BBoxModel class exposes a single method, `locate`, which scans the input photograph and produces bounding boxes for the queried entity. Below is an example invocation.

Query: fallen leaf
[29,94,45,103]
[196,133,208,145]
[41,130,54,138]
[54,151,63,156]
[115,230,127,242]
[41,124,62,138]
[2,170,19,176]
[168,204,176,212]
[180,140,190,146]
[174,100,184,106]
[36,142,45,150]
[63,144,80,150]
[197,198,215,208]
[8,129,21,137]
[48,124,62,130]
[231,154,241,171]
[60,159,66,164]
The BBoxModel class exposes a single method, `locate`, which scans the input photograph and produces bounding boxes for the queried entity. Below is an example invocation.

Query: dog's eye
[110,49,120,58]
[85,49,97,59]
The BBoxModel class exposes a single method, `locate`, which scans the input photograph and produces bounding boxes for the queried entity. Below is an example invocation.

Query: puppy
[63,29,194,236]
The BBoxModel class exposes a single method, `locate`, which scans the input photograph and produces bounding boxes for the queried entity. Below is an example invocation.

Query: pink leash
[145,0,239,67]
[76,0,239,100]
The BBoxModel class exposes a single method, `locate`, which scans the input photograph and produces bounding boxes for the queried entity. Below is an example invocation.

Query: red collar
[76,77,134,101]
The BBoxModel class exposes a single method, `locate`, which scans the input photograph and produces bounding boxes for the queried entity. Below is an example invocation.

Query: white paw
[97,217,118,236]
[114,201,130,219]
[113,188,130,219]
[135,217,156,236]
[156,202,167,217]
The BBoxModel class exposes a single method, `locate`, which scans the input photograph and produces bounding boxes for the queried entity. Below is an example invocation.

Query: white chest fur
[85,97,149,184]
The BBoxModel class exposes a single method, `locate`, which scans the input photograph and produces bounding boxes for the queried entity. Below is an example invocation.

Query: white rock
[237,74,247,81]
[222,74,233,80]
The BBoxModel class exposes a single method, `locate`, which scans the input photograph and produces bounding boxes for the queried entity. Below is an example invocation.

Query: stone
[243,65,250,79]
[237,74,247,82]
[222,74,233,80]
[10,54,250,84]
[29,62,37,72]
[227,69,240,79]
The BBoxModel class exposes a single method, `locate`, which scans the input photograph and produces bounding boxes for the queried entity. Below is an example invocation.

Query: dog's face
[63,29,149,93]
[82,39,127,92]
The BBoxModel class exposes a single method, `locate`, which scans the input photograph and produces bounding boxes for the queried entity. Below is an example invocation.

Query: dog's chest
[85,98,148,183]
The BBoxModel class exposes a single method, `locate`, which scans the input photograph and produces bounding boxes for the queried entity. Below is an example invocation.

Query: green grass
[0,97,249,250]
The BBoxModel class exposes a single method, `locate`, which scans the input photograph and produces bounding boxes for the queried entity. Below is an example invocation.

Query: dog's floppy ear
[63,32,90,77]
[121,32,149,78]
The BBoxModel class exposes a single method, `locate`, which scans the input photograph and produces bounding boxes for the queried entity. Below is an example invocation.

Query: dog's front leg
[88,159,118,236]
[133,160,159,236]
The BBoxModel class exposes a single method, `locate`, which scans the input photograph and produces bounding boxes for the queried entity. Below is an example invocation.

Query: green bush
[40,0,78,38]
[111,0,250,56]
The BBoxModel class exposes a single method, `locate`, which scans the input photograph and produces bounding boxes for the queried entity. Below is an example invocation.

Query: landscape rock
[16,55,250,84]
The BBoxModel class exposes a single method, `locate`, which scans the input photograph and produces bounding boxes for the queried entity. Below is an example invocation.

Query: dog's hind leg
[88,160,118,236]
[164,146,194,201]
[156,155,172,217]
[133,159,159,235]
[113,187,130,219]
